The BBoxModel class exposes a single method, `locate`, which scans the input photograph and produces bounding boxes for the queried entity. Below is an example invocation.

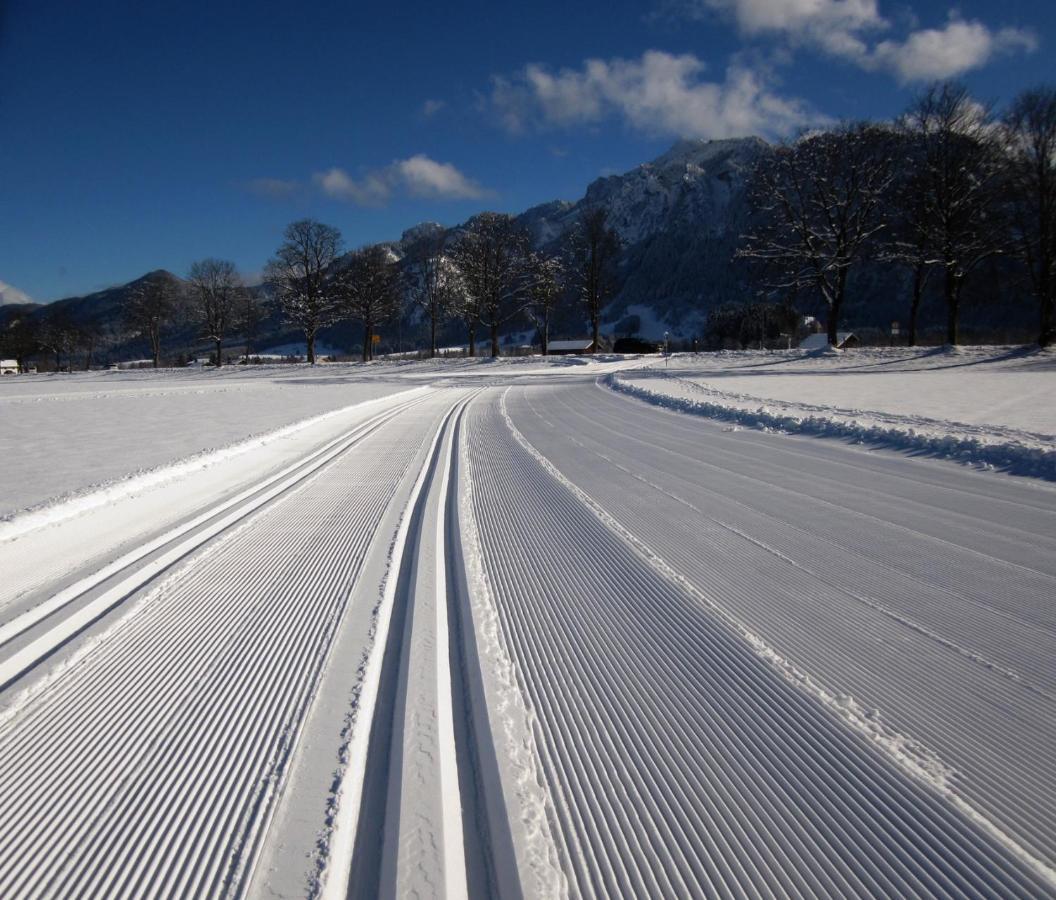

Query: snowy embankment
[607,346,1056,479]
[0,365,413,521]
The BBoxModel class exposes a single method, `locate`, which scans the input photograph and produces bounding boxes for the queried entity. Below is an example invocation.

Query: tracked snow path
[502,380,1056,886]
[335,395,517,900]
[466,387,1053,897]
[0,389,459,898]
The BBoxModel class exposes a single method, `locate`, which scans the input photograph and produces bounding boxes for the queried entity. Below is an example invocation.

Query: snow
[611,346,1056,479]
[1,351,1054,896]
[0,365,413,519]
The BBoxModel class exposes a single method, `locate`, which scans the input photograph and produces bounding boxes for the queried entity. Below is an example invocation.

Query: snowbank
[605,369,1056,481]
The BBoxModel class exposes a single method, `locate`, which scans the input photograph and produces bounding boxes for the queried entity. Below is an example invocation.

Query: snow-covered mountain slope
[515,137,768,336]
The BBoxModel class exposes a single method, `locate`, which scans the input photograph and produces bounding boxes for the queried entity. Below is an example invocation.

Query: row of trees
[264,207,622,364]
[2,206,623,370]
[738,82,1056,347]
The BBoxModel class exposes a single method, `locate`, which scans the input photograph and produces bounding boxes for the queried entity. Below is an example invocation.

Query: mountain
[519,137,768,336]
[0,280,36,307]
[385,136,768,341]
[3,137,1031,363]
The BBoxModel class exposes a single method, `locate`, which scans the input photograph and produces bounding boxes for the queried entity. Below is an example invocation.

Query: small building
[1,359,19,375]
[547,339,595,356]
[799,332,859,351]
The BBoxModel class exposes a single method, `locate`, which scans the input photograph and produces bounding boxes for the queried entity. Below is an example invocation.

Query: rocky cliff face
[512,137,769,337]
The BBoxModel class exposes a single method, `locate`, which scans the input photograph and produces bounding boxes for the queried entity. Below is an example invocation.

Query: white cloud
[871,19,1038,83]
[245,177,299,198]
[489,51,824,139]
[314,167,393,205]
[0,280,34,306]
[394,155,488,199]
[660,0,1038,81]
[314,155,489,206]
[668,0,883,58]
[421,98,446,117]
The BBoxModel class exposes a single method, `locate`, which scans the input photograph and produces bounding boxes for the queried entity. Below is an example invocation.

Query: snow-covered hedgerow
[604,372,1056,482]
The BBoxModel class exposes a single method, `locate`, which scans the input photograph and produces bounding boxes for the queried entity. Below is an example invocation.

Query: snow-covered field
[613,346,1056,479]
[0,351,1054,898]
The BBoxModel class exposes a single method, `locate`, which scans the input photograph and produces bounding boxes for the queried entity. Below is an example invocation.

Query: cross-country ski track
[0,369,1054,898]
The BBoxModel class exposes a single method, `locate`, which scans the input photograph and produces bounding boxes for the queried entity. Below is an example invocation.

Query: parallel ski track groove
[0,393,432,692]
[0,393,452,898]
[345,395,481,899]
[510,383,1056,868]
[465,394,1051,898]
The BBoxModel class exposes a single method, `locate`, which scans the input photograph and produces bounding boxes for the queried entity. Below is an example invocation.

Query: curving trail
[0,390,465,898]
[1,366,1054,899]
[467,384,1054,897]
[500,380,1056,881]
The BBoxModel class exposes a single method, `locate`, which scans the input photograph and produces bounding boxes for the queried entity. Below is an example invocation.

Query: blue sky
[0,0,1051,303]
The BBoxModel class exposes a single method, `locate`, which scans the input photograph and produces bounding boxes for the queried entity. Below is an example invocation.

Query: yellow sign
[372,334,381,344]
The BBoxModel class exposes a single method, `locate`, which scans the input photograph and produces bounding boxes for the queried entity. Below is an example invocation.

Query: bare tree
[123,274,180,367]
[240,290,267,362]
[265,219,345,364]
[526,253,565,354]
[1004,87,1056,347]
[1,314,40,373]
[737,122,896,346]
[565,207,621,351]
[37,307,79,372]
[880,129,934,346]
[902,83,1006,346]
[340,244,403,361]
[406,227,455,357]
[77,317,107,370]
[187,258,243,368]
[450,213,535,357]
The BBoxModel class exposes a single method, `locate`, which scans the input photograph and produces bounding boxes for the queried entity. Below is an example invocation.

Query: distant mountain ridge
[2,136,1028,359]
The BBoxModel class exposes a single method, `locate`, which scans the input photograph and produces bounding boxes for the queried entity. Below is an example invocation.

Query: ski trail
[457,388,1055,897]
[0,391,453,898]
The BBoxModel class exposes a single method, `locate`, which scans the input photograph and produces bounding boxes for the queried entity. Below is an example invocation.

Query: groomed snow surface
[0,349,1054,898]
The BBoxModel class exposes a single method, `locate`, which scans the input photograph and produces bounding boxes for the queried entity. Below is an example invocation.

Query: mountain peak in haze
[0,280,35,307]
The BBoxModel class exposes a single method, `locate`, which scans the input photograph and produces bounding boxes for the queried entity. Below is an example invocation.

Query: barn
[547,339,596,356]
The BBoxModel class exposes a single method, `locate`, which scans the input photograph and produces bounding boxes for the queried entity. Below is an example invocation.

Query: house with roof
[547,339,596,356]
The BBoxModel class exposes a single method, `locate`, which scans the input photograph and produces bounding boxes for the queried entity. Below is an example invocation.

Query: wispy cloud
[488,51,826,139]
[245,177,299,198]
[657,0,1037,82]
[314,155,490,206]
[421,98,446,117]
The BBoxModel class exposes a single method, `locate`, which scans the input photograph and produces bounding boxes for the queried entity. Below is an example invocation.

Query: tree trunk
[908,263,924,348]
[591,303,600,354]
[307,330,316,365]
[467,326,476,357]
[945,271,961,346]
[215,339,223,368]
[542,313,549,356]
[491,323,499,358]
[430,314,437,358]
[1039,269,1054,348]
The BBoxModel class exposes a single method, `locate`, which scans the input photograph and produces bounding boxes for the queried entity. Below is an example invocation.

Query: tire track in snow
[464,389,1053,897]
[0,391,455,898]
